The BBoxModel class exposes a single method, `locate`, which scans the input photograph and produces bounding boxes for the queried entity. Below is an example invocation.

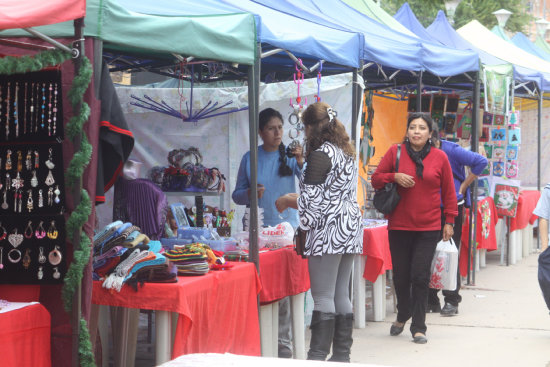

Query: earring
[31,170,38,187]
[38,247,46,264]
[35,221,46,239]
[26,189,33,213]
[47,221,58,240]
[45,170,55,186]
[25,150,32,171]
[5,150,12,171]
[52,266,60,279]
[45,148,55,169]
[0,222,6,241]
[38,189,43,208]
[54,185,61,204]
[22,248,31,269]
[38,266,43,280]
[24,220,33,239]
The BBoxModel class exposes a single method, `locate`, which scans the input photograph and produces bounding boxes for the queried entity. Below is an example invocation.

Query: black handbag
[293,228,307,258]
[373,144,401,215]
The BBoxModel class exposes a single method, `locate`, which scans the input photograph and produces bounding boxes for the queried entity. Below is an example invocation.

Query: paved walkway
[347,251,550,366]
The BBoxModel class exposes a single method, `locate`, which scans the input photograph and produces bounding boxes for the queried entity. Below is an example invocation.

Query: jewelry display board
[0,70,66,284]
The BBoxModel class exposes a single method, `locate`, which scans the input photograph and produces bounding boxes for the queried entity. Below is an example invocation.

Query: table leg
[352,256,366,328]
[114,307,130,367]
[509,230,517,265]
[260,303,274,357]
[479,249,486,268]
[126,308,139,367]
[290,292,306,359]
[272,301,279,357]
[371,273,386,322]
[98,305,110,367]
[522,227,530,257]
[475,250,480,272]
[155,311,172,365]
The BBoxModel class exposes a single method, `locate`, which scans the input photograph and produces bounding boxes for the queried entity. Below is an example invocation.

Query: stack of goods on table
[164,242,231,276]
[93,221,176,291]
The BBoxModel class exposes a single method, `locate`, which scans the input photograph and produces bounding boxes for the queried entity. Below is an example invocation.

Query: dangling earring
[429,138,432,145]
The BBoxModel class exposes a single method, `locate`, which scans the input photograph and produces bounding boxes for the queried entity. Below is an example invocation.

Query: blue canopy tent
[394,2,443,45]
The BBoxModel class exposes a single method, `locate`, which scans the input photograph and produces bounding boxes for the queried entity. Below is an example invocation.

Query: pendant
[1,189,7,210]
[11,172,24,190]
[22,249,31,269]
[38,189,43,208]
[38,247,46,264]
[0,247,3,269]
[48,245,62,266]
[54,185,61,204]
[45,170,55,186]
[45,148,55,169]
[8,229,23,248]
[38,266,43,280]
[53,266,61,279]
[31,170,38,187]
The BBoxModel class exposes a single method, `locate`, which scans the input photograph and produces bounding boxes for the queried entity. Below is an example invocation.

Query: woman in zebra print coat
[276,102,362,362]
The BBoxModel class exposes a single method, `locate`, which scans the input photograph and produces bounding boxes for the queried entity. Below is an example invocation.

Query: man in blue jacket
[428,127,488,316]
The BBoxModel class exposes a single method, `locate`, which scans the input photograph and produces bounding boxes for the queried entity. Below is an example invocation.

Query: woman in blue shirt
[232,107,303,357]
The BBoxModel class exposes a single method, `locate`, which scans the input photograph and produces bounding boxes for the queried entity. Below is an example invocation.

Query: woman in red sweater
[372,113,457,344]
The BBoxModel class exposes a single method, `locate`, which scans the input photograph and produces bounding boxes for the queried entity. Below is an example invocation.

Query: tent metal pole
[247,44,260,273]
[467,71,480,285]
[352,64,362,142]
[416,71,422,112]
[538,87,542,193]
[71,17,85,367]
[538,86,543,250]
[22,27,74,55]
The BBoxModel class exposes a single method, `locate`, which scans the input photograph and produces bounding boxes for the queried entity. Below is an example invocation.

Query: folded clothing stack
[164,242,231,276]
[93,221,175,291]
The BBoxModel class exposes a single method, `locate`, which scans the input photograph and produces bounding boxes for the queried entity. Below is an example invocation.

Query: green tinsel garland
[0,49,71,75]
[0,46,96,366]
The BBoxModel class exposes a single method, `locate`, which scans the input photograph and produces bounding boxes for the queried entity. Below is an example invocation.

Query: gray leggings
[308,254,355,314]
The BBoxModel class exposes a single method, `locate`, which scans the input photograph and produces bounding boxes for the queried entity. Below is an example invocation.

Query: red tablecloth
[92,262,261,358]
[0,303,51,367]
[510,190,541,232]
[460,197,498,276]
[362,226,392,282]
[258,247,310,304]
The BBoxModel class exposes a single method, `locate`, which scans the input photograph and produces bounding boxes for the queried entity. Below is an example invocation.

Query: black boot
[307,311,335,361]
[328,313,354,363]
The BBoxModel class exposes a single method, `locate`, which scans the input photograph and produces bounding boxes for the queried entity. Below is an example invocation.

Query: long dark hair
[259,108,292,176]
[301,102,355,157]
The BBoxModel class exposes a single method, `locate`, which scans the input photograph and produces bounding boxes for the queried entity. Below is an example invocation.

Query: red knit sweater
[372,144,458,231]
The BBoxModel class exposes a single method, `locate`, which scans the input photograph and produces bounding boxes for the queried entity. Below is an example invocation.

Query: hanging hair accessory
[327,107,337,123]
[314,61,323,102]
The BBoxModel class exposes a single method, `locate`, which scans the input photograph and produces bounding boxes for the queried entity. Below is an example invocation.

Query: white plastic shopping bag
[429,238,459,291]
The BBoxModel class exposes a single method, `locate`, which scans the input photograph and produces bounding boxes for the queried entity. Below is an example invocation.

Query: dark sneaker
[426,303,441,313]
[440,302,458,316]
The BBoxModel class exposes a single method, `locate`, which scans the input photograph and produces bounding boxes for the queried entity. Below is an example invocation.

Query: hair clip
[327,107,337,123]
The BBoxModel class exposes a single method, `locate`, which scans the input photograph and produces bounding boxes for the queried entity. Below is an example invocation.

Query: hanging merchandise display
[0,69,67,284]
[286,59,307,156]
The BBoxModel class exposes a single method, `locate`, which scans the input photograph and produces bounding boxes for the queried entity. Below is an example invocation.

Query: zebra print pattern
[298,142,363,256]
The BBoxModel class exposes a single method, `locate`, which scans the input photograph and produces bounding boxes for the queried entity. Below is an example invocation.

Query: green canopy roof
[0,0,257,65]
[535,35,550,55]
[340,0,417,37]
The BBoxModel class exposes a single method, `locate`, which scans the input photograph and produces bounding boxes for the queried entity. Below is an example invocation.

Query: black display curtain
[0,37,100,367]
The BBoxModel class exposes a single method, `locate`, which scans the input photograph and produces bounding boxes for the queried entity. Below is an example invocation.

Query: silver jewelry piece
[45,170,55,186]
[30,170,38,187]
[38,266,43,280]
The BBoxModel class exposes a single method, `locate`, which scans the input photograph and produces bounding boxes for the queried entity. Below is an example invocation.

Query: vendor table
[0,303,51,367]
[255,247,310,359]
[460,196,498,275]
[353,225,391,327]
[91,261,261,366]
[507,190,541,264]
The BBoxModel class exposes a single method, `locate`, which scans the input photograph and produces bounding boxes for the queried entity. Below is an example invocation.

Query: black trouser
[428,204,464,306]
[389,229,440,335]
